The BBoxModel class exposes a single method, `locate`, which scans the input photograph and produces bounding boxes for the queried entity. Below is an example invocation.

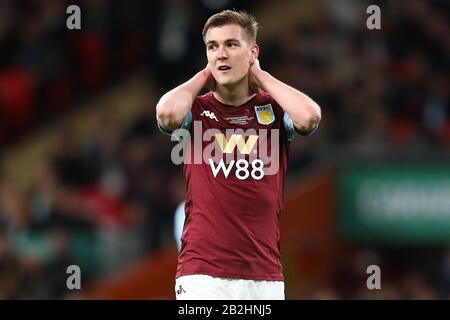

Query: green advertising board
[338,165,450,243]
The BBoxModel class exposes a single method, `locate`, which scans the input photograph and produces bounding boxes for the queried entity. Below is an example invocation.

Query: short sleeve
[283,112,318,141]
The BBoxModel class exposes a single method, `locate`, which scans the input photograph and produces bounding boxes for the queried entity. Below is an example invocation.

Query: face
[205,24,258,88]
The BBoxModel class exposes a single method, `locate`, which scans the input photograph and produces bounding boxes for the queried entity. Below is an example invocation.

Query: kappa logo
[177,285,186,295]
[201,110,219,122]
[255,104,275,125]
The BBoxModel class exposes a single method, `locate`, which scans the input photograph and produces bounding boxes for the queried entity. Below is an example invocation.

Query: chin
[217,80,231,87]
[217,77,237,87]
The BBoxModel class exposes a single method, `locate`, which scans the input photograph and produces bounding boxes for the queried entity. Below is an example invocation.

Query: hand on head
[248,59,262,94]
[204,63,216,92]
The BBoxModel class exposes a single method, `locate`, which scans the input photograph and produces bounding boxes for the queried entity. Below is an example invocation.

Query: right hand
[204,63,216,92]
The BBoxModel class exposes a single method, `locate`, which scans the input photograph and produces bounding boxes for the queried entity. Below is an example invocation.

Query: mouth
[218,65,231,72]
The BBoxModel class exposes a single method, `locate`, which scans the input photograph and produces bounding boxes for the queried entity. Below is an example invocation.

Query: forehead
[205,24,246,43]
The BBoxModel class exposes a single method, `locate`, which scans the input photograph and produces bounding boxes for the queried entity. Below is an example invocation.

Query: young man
[156,10,321,300]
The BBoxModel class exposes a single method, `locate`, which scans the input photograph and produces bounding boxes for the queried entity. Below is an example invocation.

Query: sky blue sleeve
[157,111,192,142]
[283,112,318,141]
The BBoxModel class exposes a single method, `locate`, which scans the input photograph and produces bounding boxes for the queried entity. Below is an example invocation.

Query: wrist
[199,68,211,80]
[189,69,210,91]
[254,69,269,91]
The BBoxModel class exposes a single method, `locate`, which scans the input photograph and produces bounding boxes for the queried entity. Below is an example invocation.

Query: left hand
[248,59,262,93]
[204,63,217,92]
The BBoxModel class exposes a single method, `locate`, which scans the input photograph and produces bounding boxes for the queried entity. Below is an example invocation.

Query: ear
[250,44,259,64]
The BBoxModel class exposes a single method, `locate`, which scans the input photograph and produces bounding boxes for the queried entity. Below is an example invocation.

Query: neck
[213,75,256,106]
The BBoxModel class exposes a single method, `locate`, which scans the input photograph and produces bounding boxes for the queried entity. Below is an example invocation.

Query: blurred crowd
[0,0,261,147]
[304,248,450,299]
[266,0,450,173]
[0,106,182,298]
[0,0,449,299]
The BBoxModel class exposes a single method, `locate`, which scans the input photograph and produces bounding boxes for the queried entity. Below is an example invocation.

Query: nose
[217,45,228,60]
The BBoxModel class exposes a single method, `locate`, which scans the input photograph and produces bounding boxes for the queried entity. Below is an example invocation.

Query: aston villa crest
[254,104,275,125]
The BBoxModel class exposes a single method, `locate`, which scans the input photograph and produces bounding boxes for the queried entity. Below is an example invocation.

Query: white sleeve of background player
[173,201,185,252]
[157,111,192,142]
[283,112,318,141]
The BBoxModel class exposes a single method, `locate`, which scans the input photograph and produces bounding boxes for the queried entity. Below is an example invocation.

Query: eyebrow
[206,38,240,46]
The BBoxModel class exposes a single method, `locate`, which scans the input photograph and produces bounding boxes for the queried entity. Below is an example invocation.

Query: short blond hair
[202,10,259,44]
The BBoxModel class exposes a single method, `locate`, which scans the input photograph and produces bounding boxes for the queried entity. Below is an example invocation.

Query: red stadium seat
[71,32,108,92]
[0,68,36,138]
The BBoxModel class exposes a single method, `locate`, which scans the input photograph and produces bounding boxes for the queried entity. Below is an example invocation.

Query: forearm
[156,69,210,131]
[257,70,321,132]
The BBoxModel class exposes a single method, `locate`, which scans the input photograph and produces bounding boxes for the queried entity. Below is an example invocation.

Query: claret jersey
[160,90,315,280]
